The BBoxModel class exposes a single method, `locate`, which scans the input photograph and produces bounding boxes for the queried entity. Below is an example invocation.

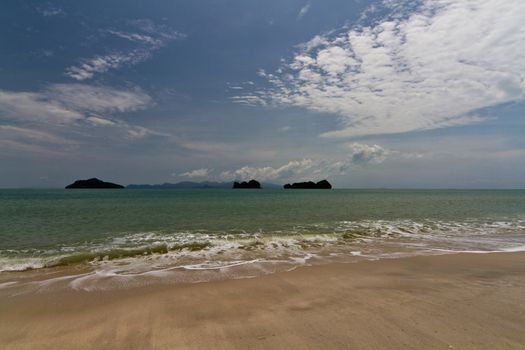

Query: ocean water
[1,189,524,291]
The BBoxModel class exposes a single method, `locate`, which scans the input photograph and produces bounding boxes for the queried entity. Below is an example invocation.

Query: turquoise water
[1,189,525,289]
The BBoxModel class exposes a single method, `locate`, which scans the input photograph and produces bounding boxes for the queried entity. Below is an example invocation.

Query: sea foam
[1,217,525,292]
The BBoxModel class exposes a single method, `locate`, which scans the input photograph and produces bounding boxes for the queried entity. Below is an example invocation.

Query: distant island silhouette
[127,181,232,189]
[283,180,332,189]
[127,181,280,189]
[65,178,124,189]
[233,180,261,189]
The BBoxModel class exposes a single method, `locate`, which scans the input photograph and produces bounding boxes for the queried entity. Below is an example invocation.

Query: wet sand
[1,252,525,349]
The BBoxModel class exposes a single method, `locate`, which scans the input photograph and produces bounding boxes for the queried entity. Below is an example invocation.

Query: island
[65,178,124,189]
[283,180,332,189]
[233,180,261,189]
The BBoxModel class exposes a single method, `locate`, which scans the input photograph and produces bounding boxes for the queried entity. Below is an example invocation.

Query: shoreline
[3,246,525,294]
[1,252,525,349]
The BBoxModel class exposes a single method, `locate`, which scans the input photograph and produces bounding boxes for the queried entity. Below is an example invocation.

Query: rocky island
[233,180,261,189]
[283,180,332,189]
[65,178,124,189]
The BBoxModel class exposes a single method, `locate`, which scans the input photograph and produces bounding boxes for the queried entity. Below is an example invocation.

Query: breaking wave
[2,218,525,271]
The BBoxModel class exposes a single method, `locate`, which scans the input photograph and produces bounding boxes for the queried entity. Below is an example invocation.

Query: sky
[1,0,524,188]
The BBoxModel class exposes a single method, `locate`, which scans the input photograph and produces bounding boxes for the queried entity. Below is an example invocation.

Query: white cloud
[0,91,83,123]
[41,50,54,57]
[347,143,389,164]
[65,51,152,81]
[0,84,151,124]
[124,125,167,139]
[0,125,73,145]
[37,6,64,17]
[0,125,75,156]
[221,159,316,181]
[182,141,238,154]
[230,94,267,106]
[66,21,185,81]
[219,143,390,181]
[86,116,117,126]
[246,0,525,137]
[297,3,311,19]
[179,168,210,178]
[128,19,186,41]
[0,84,163,153]
[86,116,168,139]
[107,30,162,46]
[48,84,151,113]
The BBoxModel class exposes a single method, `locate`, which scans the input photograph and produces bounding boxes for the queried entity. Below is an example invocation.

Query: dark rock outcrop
[65,178,124,189]
[283,180,332,189]
[233,180,261,189]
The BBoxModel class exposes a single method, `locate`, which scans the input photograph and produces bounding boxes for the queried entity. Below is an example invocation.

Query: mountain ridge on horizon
[126,181,282,189]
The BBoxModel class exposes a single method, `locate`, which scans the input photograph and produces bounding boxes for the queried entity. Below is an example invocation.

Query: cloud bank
[177,143,390,182]
[239,0,525,137]
[48,84,152,113]
[0,84,161,153]
[0,84,151,124]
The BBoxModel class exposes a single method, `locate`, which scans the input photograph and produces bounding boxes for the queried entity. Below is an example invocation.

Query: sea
[1,189,524,292]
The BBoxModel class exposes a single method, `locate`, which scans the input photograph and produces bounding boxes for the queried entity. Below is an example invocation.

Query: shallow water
[1,189,524,291]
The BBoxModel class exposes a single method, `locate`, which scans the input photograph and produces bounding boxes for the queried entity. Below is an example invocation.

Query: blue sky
[1,0,524,188]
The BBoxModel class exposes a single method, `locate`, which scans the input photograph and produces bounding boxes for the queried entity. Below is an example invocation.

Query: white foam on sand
[178,259,260,270]
[0,281,17,289]
[430,245,525,254]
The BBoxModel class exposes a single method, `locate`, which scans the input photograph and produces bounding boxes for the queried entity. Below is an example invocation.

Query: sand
[1,252,525,349]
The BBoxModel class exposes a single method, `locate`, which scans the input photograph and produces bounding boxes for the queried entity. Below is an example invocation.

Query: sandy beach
[1,252,524,349]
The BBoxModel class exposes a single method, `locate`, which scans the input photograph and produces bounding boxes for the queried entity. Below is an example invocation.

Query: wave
[0,242,212,272]
[1,218,525,273]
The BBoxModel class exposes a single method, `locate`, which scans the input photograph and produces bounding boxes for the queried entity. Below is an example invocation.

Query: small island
[233,180,261,189]
[283,180,332,189]
[65,178,124,189]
